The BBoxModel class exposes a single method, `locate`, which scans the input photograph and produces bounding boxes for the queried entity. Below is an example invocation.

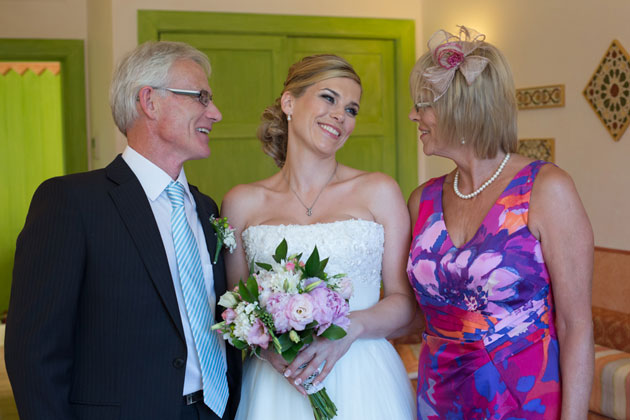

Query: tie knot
[165,181,186,209]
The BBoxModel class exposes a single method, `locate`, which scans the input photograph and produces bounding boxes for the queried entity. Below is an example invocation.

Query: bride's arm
[285,173,417,389]
[221,184,302,390]
[221,184,257,289]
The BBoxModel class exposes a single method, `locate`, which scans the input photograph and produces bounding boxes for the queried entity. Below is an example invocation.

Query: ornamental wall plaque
[583,39,630,142]
[517,138,555,163]
[516,85,565,110]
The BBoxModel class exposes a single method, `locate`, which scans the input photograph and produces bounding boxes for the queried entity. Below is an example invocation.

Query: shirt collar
[121,145,194,203]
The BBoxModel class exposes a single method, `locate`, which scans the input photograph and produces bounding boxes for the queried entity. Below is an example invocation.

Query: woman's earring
[460,137,466,145]
[287,114,292,121]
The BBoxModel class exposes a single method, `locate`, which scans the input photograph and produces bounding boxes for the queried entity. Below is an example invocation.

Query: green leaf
[273,239,288,263]
[301,334,314,346]
[276,332,295,353]
[238,279,254,303]
[320,324,347,340]
[232,338,248,350]
[319,257,329,273]
[281,343,302,363]
[246,275,259,301]
[304,246,321,277]
[256,262,272,271]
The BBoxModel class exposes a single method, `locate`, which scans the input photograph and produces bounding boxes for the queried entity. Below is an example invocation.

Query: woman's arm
[220,184,256,289]
[286,173,417,389]
[529,164,594,420]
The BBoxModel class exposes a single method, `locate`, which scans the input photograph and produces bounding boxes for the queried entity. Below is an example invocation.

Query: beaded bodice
[242,219,384,311]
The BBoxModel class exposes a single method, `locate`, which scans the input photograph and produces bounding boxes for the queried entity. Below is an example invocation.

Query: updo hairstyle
[257,54,361,167]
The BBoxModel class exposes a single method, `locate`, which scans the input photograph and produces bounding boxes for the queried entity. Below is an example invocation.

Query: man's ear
[137,86,159,120]
[280,91,294,118]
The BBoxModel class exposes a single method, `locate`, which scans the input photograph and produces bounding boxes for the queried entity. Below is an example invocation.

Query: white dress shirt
[122,146,226,395]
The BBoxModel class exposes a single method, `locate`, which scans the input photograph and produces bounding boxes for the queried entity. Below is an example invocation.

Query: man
[5,41,241,420]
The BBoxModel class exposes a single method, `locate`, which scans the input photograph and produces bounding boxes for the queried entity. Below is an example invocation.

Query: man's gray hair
[109,41,211,135]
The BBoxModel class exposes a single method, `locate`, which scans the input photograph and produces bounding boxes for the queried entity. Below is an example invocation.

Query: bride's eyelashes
[319,93,359,118]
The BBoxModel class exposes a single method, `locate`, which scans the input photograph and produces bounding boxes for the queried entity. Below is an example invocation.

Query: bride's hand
[284,333,355,395]
[259,347,308,395]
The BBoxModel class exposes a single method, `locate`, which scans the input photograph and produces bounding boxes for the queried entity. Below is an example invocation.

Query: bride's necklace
[453,153,511,199]
[284,162,338,216]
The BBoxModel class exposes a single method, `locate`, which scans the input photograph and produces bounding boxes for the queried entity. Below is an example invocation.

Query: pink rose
[266,293,291,333]
[309,287,350,335]
[221,308,237,324]
[285,262,295,271]
[284,294,315,331]
[247,318,271,349]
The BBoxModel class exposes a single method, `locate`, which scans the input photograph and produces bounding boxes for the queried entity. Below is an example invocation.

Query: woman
[222,54,416,420]
[406,27,594,419]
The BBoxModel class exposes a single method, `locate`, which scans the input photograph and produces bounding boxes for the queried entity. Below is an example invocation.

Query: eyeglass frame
[141,86,213,107]
[414,102,432,112]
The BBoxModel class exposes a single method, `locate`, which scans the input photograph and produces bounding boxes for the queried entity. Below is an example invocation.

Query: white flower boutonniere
[209,215,237,264]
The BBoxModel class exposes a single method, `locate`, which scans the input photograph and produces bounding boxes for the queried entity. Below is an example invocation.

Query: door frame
[138,10,417,196]
[0,38,88,173]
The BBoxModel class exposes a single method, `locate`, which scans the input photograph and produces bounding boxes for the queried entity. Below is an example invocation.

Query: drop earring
[287,114,292,121]
[460,137,466,145]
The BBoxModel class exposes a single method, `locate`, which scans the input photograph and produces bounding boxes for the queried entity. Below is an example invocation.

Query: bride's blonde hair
[258,54,362,167]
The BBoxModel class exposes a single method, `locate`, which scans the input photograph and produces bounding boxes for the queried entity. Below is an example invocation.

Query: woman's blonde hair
[258,54,362,167]
[409,40,517,159]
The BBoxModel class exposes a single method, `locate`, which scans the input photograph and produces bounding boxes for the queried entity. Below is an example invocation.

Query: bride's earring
[287,114,292,122]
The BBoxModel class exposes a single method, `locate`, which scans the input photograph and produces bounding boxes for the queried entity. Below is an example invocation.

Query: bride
[221,54,416,420]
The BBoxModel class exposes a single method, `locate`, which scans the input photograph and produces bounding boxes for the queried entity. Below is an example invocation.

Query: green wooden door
[140,11,416,204]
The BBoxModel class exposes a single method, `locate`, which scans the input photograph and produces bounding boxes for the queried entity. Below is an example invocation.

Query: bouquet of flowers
[212,239,353,420]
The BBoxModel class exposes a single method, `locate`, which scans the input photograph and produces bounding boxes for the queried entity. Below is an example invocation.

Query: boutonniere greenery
[209,215,237,264]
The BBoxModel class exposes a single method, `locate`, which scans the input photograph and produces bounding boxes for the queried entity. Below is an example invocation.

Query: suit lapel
[106,156,185,340]
[189,185,227,322]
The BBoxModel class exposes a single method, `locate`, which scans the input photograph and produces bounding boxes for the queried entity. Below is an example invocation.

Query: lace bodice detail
[241,219,384,311]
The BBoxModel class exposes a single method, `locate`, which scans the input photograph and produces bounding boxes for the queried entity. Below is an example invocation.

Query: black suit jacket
[5,155,241,420]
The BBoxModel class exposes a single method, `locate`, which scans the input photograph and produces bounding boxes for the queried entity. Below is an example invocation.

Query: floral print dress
[407,161,562,420]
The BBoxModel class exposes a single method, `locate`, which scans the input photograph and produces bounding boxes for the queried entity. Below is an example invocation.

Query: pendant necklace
[284,162,338,216]
[453,153,511,199]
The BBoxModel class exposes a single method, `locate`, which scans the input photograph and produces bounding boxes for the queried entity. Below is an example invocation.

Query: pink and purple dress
[407,161,562,420]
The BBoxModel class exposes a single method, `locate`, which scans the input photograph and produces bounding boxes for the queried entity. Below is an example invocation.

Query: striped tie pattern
[166,181,228,417]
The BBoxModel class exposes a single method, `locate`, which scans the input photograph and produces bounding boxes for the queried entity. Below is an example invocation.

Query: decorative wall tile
[516,85,565,110]
[583,40,630,142]
[518,138,555,163]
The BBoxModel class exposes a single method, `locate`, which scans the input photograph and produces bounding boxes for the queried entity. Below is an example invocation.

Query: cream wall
[421,0,630,250]
[0,0,87,39]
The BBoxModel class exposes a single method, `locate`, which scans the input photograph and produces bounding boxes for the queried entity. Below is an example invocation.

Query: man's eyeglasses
[152,87,213,107]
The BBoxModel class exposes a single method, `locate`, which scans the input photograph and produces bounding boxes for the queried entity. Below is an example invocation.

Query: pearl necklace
[284,162,338,216]
[453,153,511,199]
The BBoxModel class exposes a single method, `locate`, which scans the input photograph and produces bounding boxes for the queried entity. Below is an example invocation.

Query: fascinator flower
[423,26,490,101]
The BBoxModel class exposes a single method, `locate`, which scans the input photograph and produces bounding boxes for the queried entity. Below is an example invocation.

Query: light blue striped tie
[166,181,228,417]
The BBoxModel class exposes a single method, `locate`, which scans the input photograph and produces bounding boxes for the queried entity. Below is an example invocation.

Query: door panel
[163,33,286,202]
[156,22,406,206]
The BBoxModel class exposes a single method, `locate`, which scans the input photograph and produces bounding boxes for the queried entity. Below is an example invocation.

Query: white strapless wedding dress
[235,219,416,420]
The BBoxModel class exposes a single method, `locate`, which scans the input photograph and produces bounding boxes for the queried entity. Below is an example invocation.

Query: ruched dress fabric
[235,219,416,420]
[407,161,562,420]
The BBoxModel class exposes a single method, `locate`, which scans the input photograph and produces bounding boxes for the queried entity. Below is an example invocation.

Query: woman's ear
[137,86,159,120]
[280,91,294,118]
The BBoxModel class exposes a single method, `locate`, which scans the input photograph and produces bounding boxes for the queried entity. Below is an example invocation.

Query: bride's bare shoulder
[342,166,402,196]
[221,174,281,217]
